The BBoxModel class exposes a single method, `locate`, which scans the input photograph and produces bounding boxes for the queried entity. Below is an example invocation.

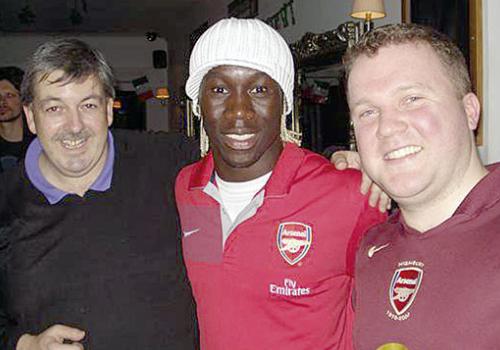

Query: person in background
[175,17,386,350]
[338,23,497,348]
[0,66,33,172]
[0,39,197,350]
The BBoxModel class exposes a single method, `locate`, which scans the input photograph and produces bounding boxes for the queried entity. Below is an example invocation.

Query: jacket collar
[188,142,305,197]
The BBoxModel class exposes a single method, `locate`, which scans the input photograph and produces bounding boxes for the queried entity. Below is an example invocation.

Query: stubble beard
[0,111,22,123]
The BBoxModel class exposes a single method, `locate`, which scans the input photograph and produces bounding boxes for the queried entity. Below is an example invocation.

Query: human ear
[462,92,481,130]
[23,104,38,135]
[106,98,114,127]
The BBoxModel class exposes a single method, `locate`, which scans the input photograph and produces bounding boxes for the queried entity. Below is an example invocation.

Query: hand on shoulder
[330,150,391,212]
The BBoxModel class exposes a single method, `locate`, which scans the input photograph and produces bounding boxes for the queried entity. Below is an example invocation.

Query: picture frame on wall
[402,0,483,145]
[228,0,258,18]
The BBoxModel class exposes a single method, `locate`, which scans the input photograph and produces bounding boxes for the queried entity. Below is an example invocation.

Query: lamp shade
[351,0,386,20]
[113,100,122,109]
[155,87,170,100]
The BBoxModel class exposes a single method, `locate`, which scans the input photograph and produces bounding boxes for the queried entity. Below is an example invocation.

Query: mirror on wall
[291,23,355,157]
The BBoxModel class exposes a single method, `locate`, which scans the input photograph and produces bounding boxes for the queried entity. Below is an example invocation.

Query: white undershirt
[215,172,272,222]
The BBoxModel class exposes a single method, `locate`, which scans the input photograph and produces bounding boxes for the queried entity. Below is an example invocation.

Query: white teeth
[226,134,255,141]
[61,139,86,149]
[385,145,423,160]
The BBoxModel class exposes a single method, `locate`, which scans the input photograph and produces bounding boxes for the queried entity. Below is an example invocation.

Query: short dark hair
[0,66,25,91]
[21,38,115,104]
[343,23,471,98]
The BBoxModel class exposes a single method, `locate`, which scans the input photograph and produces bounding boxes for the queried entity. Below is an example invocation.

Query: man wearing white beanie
[175,18,385,349]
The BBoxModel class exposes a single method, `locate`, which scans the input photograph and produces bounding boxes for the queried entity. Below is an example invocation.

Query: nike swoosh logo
[183,228,200,237]
[367,243,390,258]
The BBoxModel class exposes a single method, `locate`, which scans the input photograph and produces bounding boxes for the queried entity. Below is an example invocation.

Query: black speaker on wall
[153,50,167,69]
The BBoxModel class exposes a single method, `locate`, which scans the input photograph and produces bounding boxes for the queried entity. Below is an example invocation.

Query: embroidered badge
[389,267,423,316]
[277,222,312,265]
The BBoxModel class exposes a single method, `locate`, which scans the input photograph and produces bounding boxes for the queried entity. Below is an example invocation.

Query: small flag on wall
[132,76,154,102]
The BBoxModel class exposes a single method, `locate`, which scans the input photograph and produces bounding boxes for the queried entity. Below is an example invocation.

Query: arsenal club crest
[277,222,312,265]
[389,267,423,316]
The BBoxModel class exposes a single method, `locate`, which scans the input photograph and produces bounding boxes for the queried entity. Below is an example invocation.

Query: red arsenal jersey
[175,143,385,350]
[354,164,500,349]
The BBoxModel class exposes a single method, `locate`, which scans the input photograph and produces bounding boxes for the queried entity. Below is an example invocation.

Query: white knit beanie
[186,17,294,116]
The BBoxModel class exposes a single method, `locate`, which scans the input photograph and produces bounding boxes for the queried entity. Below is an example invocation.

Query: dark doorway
[301,82,350,154]
[111,90,146,130]
[409,0,469,66]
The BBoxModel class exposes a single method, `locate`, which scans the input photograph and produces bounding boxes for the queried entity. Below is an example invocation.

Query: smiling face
[0,79,22,123]
[348,43,480,208]
[200,65,283,182]
[24,70,113,187]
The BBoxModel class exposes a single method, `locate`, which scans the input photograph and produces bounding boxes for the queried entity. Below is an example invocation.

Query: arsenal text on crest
[389,267,424,317]
[276,222,312,266]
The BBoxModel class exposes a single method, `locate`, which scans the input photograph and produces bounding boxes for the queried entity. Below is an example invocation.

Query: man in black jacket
[0,38,197,350]
[0,66,33,172]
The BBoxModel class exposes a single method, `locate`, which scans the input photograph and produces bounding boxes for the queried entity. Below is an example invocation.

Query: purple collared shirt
[25,131,115,205]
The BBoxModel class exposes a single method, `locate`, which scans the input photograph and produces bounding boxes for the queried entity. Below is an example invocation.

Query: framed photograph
[228,0,258,18]
[402,0,483,145]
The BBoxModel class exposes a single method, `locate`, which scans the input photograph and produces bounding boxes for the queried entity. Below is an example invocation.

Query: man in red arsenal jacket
[175,18,385,350]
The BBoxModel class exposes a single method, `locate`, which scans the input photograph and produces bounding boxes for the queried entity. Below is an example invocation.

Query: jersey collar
[188,142,304,197]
